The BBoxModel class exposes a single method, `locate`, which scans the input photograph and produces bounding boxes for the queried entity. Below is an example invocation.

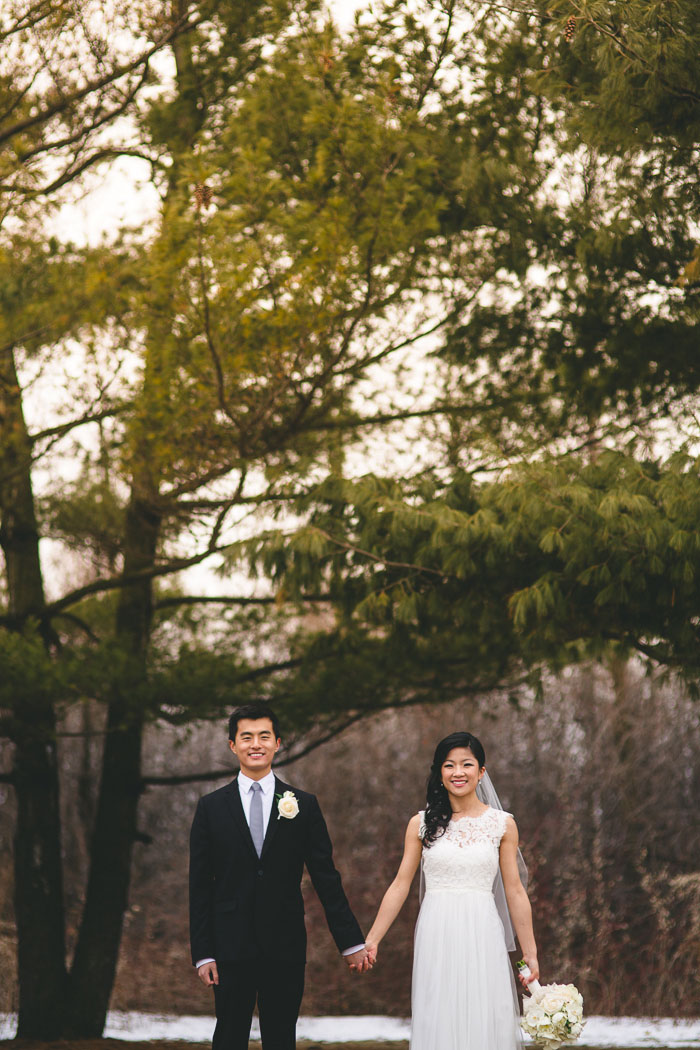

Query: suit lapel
[224,778,258,860]
[260,776,287,858]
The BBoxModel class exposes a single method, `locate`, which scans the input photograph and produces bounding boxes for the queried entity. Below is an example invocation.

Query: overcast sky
[56,0,367,246]
[39,0,440,602]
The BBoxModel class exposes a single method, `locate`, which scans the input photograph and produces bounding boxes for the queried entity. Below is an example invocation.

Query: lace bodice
[419,807,510,895]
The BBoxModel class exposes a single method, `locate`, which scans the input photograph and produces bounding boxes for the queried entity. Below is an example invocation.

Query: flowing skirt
[410,889,522,1050]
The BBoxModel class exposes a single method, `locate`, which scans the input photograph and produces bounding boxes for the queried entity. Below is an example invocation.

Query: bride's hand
[519,954,540,987]
[365,941,378,966]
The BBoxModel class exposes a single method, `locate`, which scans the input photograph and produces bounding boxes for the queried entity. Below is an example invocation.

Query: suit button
[257,868,263,877]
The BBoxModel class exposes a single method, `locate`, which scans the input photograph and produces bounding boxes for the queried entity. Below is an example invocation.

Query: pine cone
[563,14,576,41]
[194,183,212,209]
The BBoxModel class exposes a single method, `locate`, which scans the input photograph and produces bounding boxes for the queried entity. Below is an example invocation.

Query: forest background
[1,0,700,1039]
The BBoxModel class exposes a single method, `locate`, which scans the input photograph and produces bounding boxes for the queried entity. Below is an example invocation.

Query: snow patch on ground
[1,1011,699,1046]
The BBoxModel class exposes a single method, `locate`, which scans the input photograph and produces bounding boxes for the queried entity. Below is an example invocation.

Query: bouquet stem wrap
[517,961,585,1049]
[517,962,542,994]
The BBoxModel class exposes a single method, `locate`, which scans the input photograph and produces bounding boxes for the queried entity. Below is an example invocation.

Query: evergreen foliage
[249,452,700,686]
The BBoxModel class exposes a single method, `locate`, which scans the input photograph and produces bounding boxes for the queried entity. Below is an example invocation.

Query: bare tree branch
[141,767,234,786]
[154,593,331,610]
[17,62,151,166]
[166,462,245,501]
[141,710,373,785]
[141,679,520,787]
[0,0,53,43]
[30,404,126,447]
[37,145,156,197]
[307,525,447,578]
[176,490,302,511]
[302,401,480,433]
[193,202,234,423]
[0,65,41,125]
[53,611,100,642]
[416,0,456,111]
[35,539,230,622]
[0,9,202,148]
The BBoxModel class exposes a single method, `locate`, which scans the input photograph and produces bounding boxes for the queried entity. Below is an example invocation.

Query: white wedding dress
[411,807,523,1050]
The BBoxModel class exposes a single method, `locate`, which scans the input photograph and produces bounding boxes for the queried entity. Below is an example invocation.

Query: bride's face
[441,747,484,798]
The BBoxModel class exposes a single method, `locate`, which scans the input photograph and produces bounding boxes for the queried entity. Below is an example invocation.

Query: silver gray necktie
[249,782,264,857]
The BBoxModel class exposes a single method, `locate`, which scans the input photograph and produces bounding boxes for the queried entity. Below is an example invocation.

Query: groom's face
[229,717,280,779]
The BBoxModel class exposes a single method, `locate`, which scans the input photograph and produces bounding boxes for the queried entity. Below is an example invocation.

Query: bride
[365,731,539,1050]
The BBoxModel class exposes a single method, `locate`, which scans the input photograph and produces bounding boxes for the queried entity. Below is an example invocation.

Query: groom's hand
[345,947,372,974]
[197,961,219,986]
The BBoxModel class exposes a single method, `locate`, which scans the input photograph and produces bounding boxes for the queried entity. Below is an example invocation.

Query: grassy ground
[0,1041,677,1050]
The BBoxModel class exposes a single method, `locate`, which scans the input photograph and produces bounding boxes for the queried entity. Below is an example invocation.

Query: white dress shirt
[237,769,276,829]
[195,771,363,967]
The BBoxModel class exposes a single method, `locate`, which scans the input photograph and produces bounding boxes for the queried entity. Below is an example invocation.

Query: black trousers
[212,958,305,1050]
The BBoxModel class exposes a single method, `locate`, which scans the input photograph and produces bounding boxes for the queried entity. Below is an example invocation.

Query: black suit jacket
[189,775,364,964]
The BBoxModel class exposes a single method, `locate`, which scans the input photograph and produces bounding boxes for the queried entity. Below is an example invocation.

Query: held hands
[197,961,219,986]
[345,946,373,974]
[199,952,372,982]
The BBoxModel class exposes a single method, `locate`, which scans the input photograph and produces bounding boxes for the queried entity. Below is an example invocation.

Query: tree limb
[0,0,54,42]
[140,767,233,786]
[0,10,202,148]
[17,61,151,166]
[176,490,302,511]
[302,401,482,433]
[416,0,455,111]
[37,540,230,621]
[38,145,158,197]
[30,404,126,447]
[141,679,519,787]
[53,611,100,642]
[154,593,331,610]
[307,525,447,578]
[141,710,373,785]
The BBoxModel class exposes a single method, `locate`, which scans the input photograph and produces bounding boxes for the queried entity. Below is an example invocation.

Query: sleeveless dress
[411,807,523,1050]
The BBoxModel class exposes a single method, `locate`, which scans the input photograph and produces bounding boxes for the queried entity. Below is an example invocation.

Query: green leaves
[237,450,700,686]
[6,0,700,734]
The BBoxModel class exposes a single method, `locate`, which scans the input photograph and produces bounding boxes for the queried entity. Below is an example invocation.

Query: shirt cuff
[195,957,216,969]
[342,943,365,956]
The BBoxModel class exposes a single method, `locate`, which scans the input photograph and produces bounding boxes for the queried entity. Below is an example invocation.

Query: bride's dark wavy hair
[422,732,486,847]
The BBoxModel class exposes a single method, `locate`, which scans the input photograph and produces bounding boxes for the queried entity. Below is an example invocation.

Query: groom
[189,702,370,1049]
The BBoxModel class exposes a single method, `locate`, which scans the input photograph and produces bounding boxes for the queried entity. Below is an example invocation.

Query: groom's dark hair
[228,702,281,741]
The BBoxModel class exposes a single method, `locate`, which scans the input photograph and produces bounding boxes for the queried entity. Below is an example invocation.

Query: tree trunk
[62,6,207,1019]
[607,657,655,946]
[6,4,212,1033]
[12,724,68,1038]
[61,11,202,1009]
[64,490,161,1037]
[0,346,68,1038]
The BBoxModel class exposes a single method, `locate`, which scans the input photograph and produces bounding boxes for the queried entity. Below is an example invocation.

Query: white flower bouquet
[517,962,585,1049]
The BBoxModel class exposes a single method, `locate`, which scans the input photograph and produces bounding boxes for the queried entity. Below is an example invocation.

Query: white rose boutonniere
[277,790,299,820]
